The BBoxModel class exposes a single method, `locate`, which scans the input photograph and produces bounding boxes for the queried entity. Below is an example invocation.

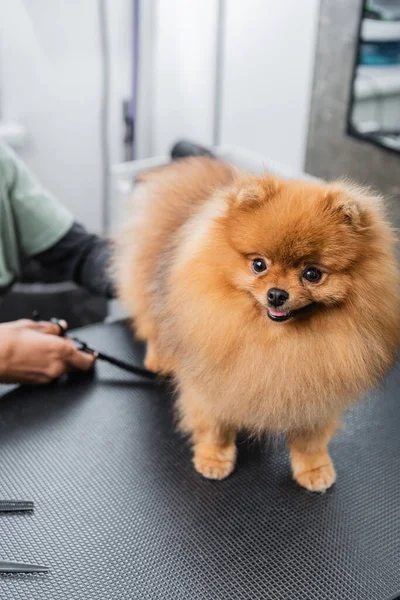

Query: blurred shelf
[354,65,400,98]
[362,18,400,42]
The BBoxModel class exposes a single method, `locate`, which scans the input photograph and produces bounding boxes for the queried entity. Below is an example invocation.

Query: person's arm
[33,222,116,298]
[1,142,73,258]
[0,319,95,384]
[1,142,115,297]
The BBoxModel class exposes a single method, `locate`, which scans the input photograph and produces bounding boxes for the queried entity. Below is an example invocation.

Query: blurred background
[0,0,399,326]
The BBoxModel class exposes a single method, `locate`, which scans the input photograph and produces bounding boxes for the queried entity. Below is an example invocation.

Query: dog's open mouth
[267,303,318,322]
[267,308,294,322]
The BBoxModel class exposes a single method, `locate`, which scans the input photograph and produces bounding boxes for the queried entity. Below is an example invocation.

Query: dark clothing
[33,222,116,299]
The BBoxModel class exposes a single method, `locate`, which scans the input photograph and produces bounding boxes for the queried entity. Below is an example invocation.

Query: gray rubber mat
[0,320,399,599]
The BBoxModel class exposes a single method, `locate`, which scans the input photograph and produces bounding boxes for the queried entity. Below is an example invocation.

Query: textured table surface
[0,320,399,600]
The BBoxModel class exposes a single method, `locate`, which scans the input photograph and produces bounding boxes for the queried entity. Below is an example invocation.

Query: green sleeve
[0,142,73,257]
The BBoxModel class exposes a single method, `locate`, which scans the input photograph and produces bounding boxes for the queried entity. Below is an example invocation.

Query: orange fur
[115,157,400,490]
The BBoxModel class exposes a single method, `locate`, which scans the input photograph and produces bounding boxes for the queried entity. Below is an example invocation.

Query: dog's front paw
[295,463,336,492]
[193,443,237,480]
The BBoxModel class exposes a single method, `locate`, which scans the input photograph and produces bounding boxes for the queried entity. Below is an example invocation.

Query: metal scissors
[0,500,49,573]
[0,561,48,574]
[0,500,33,513]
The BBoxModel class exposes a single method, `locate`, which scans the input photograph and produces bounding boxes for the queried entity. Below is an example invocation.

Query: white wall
[0,0,132,233]
[150,0,320,172]
[151,0,218,156]
[219,0,320,172]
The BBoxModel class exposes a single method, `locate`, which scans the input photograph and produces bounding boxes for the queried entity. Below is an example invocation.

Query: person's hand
[0,319,96,384]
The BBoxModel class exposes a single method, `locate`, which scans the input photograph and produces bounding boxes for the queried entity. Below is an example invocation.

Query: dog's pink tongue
[269,309,288,317]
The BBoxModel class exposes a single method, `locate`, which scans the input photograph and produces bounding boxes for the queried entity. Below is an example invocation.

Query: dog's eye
[303,267,322,283]
[252,258,267,274]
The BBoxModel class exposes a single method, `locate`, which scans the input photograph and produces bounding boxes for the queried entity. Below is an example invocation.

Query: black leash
[70,335,157,380]
[32,312,157,381]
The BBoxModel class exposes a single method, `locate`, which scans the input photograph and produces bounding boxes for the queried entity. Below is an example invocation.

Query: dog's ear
[327,191,364,228]
[324,182,381,231]
[230,174,279,208]
[236,183,267,206]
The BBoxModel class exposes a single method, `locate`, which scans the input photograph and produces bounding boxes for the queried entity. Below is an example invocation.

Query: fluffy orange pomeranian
[115,157,400,492]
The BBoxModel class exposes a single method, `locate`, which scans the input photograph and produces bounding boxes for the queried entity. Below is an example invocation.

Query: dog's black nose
[267,288,289,307]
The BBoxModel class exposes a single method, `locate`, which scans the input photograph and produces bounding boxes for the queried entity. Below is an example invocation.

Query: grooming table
[0,320,399,599]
